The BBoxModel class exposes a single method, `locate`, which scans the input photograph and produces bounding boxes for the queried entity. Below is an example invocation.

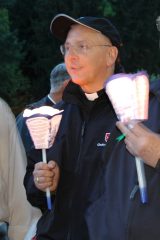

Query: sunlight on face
[64,24,114,93]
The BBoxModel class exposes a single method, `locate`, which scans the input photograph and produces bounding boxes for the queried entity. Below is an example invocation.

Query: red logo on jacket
[105,132,110,142]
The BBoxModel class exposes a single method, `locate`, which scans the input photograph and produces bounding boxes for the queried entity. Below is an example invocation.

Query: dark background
[0,0,160,114]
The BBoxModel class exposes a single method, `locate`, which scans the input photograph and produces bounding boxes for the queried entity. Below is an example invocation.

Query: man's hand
[116,121,160,168]
[33,160,60,192]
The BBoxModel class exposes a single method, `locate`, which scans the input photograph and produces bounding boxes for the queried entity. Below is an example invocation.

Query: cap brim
[50,13,99,42]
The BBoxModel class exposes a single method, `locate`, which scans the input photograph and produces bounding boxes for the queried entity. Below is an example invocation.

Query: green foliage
[104,0,160,75]
[0,8,30,114]
[10,0,61,101]
[0,0,16,8]
[98,0,116,17]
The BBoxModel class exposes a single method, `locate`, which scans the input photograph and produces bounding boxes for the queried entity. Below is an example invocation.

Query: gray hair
[50,63,70,92]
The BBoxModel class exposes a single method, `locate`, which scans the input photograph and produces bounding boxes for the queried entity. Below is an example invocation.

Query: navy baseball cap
[50,13,123,48]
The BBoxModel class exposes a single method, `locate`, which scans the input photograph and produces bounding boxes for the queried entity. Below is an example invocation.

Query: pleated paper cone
[105,73,134,122]
[23,106,63,149]
[26,117,51,149]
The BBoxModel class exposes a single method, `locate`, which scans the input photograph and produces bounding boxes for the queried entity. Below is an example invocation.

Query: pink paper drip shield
[23,106,63,149]
[104,71,149,122]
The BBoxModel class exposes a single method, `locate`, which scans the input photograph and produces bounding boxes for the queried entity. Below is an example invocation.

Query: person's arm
[116,121,160,168]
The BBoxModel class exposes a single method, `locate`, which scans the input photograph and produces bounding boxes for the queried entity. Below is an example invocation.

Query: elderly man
[24,14,160,240]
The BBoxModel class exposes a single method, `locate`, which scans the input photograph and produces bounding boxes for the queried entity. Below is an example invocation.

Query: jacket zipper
[75,121,85,172]
[67,121,86,240]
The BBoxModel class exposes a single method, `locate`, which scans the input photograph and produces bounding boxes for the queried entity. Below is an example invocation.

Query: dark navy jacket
[24,80,160,240]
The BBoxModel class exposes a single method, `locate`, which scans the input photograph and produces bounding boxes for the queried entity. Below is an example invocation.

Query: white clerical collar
[85,92,99,101]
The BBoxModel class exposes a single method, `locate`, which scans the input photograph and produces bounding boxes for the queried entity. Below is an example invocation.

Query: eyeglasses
[60,43,112,56]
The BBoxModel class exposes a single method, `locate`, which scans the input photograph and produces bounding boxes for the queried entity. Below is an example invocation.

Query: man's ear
[106,46,118,66]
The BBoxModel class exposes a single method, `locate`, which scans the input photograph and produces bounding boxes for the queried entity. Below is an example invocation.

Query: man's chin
[71,78,84,86]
